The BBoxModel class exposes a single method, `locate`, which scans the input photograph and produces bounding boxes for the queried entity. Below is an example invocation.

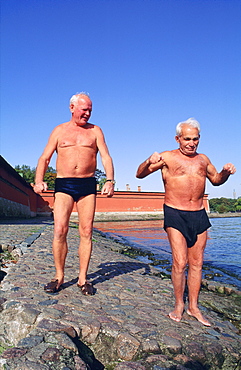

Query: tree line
[209,197,241,213]
[14,165,106,190]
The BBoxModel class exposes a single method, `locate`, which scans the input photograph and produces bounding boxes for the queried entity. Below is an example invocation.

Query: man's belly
[56,150,97,178]
[164,189,205,211]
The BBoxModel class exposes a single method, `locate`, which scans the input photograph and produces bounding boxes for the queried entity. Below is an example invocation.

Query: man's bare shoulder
[199,153,211,164]
[161,149,179,159]
[89,123,101,131]
[79,122,101,132]
[52,121,70,133]
[90,123,105,137]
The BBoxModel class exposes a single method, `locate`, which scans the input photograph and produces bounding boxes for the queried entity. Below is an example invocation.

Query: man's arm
[32,128,59,194]
[96,126,114,197]
[206,156,236,186]
[136,152,165,178]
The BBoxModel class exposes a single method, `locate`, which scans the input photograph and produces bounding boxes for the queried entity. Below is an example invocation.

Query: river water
[93,217,241,290]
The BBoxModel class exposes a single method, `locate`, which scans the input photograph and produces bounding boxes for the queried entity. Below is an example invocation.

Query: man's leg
[186,231,211,326]
[52,192,74,289]
[166,227,188,322]
[76,194,96,287]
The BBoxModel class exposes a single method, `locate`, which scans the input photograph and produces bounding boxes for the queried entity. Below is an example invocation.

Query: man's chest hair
[165,155,207,177]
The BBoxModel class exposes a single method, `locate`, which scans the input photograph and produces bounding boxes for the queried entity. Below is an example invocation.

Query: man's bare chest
[58,130,97,149]
[167,157,207,177]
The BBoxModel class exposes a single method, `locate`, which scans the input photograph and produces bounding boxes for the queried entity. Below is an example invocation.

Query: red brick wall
[0,156,38,217]
[38,190,210,213]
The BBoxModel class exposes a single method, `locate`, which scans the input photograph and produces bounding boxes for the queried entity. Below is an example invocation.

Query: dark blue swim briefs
[164,204,211,248]
[55,177,97,202]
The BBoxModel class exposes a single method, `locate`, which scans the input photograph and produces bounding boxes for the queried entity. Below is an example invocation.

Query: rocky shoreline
[92,212,241,291]
[0,217,240,369]
[93,228,241,293]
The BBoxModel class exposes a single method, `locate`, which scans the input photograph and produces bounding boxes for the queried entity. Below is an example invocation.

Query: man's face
[70,97,92,126]
[175,125,200,156]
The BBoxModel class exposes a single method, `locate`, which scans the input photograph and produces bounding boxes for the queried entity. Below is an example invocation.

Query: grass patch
[0,344,13,355]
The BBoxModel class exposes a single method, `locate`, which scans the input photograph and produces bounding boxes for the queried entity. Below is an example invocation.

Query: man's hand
[222,163,236,175]
[149,151,165,165]
[101,182,114,197]
[31,182,48,194]
[136,151,165,178]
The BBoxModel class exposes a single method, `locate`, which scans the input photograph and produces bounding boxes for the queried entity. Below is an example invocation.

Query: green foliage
[95,169,106,181]
[43,171,57,189]
[209,197,240,213]
[234,197,241,211]
[15,164,57,189]
[15,164,35,183]
[15,165,106,190]
[98,177,107,191]
[95,169,106,190]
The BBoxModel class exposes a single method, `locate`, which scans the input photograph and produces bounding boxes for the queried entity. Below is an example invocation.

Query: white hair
[176,117,201,136]
[69,92,90,105]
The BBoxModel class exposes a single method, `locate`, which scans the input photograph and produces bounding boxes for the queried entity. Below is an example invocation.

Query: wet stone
[183,341,206,364]
[162,335,182,355]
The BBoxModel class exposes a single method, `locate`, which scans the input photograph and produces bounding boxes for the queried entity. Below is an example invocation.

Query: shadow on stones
[0,269,7,283]
[57,261,151,293]
[89,261,151,286]
[71,336,104,370]
[179,360,211,370]
[60,277,78,290]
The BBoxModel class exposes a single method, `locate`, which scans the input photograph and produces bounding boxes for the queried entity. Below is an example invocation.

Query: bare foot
[168,305,184,322]
[187,308,211,326]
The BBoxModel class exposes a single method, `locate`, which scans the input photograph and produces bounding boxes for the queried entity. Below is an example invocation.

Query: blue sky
[1,0,240,199]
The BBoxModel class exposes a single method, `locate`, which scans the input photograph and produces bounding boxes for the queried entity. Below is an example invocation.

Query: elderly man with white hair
[136,118,236,326]
[33,92,114,295]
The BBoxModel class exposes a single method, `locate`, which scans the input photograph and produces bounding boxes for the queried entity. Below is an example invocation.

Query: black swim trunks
[55,177,97,202]
[164,204,211,248]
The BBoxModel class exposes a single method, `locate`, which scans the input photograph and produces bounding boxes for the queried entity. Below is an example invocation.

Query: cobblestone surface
[0,217,240,370]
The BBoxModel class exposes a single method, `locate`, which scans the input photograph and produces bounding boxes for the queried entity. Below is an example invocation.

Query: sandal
[77,281,94,295]
[44,279,60,293]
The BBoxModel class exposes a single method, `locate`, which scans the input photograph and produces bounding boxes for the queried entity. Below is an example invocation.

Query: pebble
[0,217,240,370]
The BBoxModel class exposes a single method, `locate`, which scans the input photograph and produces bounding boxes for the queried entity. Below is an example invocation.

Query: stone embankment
[93,211,241,222]
[0,217,240,370]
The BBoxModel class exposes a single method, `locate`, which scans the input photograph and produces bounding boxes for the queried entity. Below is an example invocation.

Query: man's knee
[188,258,203,270]
[54,224,69,240]
[79,224,93,239]
[172,258,187,273]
